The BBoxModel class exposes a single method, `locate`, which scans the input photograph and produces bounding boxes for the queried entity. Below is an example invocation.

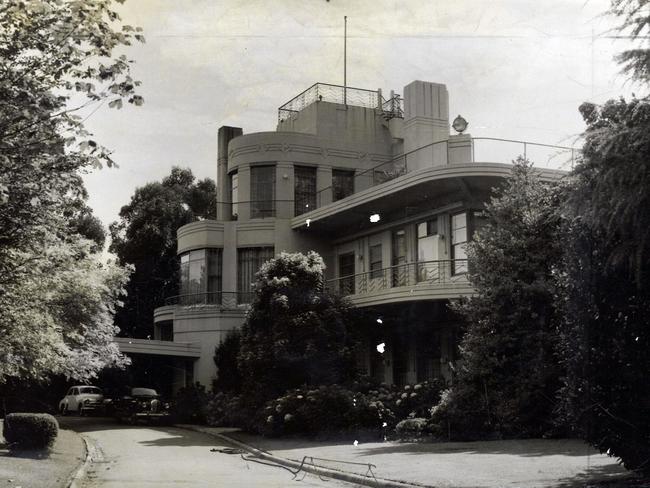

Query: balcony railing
[165,291,255,308]
[326,259,470,297]
[314,137,578,208]
[278,82,404,122]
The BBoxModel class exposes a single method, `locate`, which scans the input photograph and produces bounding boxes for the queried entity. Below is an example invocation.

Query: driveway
[60,417,358,487]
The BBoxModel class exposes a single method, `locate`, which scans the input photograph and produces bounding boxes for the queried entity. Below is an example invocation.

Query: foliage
[610,0,650,86]
[172,383,209,424]
[205,392,244,428]
[3,413,59,450]
[559,98,650,473]
[244,379,444,439]
[213,329,243,393]
[109,167,216,338]
[432,159,565,439]
[255,385,389,439]
[0,238,130,383]
[353,378,444,424]
[395,418,430,440]
[0,0,141,382]
[237,251,367,409]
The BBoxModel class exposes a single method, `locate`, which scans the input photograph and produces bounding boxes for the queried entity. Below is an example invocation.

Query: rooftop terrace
[278,82,404,123]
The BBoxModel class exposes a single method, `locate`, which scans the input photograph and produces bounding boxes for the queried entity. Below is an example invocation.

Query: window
[230,172,238,219]
[294,166,316,216]
[417,218,439,281]
[451,212,468,274]
[338,252,355,295]
[251,165,275,218]
[392,229,407,286]
[237,247,274,303]
[369,244,383,279]
[332,169,354,201]
[179,248,222,304]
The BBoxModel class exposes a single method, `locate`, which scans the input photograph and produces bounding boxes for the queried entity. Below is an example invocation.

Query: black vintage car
[112,387,172,425]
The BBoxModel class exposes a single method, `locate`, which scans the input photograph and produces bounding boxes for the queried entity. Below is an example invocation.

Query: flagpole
[344,15,347,107]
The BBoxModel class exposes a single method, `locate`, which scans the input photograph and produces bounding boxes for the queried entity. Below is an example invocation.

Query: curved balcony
[327,259,474,307]
[165,291,254,308]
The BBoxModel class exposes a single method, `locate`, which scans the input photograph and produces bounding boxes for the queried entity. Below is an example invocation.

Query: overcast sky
[80,0,635,233]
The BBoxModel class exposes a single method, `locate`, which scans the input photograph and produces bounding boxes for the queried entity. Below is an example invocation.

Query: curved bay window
[294,166,316,216]
[251,165,276,218]
[179,249,222,305]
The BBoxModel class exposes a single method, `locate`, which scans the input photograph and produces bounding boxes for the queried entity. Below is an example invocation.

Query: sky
[79,0,636,232]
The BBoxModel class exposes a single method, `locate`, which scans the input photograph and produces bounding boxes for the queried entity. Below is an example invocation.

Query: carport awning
[114,337,201,358]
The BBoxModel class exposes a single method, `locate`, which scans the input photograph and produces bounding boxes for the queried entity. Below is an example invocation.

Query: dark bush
[252,385,391,439]
[213,329,243,393]
[172,383,209,424]
[3,413,58,450]
[205,392,244,427]
[395,418,430,440]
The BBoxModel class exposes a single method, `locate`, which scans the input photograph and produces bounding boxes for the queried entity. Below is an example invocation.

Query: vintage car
[59,386,104,416]
[113,387,172,424]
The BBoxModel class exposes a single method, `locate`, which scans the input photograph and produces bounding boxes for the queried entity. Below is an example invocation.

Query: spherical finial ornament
[452,115,468,134]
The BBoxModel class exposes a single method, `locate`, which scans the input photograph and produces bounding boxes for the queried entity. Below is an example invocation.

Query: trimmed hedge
[3,413,59,450]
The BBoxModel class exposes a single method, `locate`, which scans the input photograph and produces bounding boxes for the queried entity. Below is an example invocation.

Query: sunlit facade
[142,80,566,389]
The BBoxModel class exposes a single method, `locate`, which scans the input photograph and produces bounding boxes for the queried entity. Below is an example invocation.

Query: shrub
[213,329,242,393]
[172,383,209,424]
[395,418,430,440]
[428,387,494,441]
[252,385,393,439]
[205,392,244,428]
[3,413,58,450]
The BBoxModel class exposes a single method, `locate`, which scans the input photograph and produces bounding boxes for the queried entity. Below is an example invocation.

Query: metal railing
[326,259,469,297]
[472,137,578,169]
[165,291,255,307]
[315,137,579,208]
[278,82,403,122]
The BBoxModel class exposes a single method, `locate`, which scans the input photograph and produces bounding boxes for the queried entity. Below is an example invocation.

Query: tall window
[369,244,383,279]
[237,247,274,303]
[294,166,317,216]
[417,218,439,281]
[230,172,238,219]
[251,166,275,218]
[179,248,222,304]
[451,212,468,274]
[332,169,354,201]
[338,252,355,295]
[392,229,407,286]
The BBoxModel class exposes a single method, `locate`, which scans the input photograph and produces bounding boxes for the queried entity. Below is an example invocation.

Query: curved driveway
[60,417,356,488]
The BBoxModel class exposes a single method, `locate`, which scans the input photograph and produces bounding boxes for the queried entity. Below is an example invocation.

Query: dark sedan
[113,387,172,425]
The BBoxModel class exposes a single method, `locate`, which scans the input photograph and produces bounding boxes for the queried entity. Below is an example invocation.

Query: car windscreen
[79,387,102,394]
[131,388,158,397]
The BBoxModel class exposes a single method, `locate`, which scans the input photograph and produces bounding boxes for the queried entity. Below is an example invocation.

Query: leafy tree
[109,167,216,338]
[611,0,650,85]
[237,252,366,409]
[213,329,243,393]
[0,0,143,382]
[432,159,565,439]
[559,98,650,473]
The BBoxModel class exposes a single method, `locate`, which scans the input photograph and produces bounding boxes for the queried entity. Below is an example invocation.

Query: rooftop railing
[326,259,470,297]
[278,82,403,123]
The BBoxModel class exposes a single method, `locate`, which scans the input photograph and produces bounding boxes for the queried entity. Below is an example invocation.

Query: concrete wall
[172,308,247,387]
